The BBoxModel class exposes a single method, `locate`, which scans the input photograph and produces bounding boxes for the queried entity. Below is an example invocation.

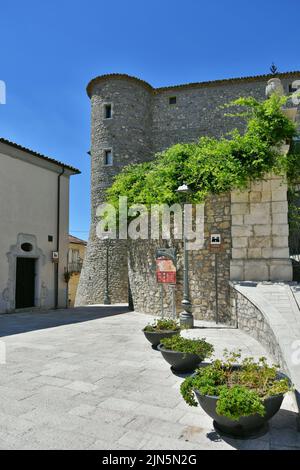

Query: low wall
[230,283,288,369]
[230,281,300,420]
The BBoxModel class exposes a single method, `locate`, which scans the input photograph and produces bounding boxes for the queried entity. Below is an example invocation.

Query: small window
[104,149,113,166]
[289,84,297,93]
[21,243,33,252]
[169,96,176,105]
[48,235,53,242]
[104,104,112,119]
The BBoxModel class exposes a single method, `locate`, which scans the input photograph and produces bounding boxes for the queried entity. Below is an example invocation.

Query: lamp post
[102,233,111,305]
[176,184,194,329]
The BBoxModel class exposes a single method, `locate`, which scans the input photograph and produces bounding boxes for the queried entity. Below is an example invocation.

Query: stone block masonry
[128,193,232,322]
[230,174,293,282]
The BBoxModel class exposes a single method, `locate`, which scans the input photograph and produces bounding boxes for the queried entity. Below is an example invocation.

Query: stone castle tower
[76,72,300,312]
[76,75,153,305]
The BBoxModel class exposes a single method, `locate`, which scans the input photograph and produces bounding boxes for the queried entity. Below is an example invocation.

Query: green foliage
[288,191,300,232]
[160,335,214,360]
[216,386,265,420]
[106,94,299,208]
[143,318,180,332]
[180,350,291,419]
[180,375,199,407]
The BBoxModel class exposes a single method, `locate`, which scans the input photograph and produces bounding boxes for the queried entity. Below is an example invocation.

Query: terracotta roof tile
[69,234,87,245]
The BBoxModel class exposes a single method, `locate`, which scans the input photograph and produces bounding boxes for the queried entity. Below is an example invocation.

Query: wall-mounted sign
[209,234,224,253]
[210,234,221,245]
[156,257,176,284]
[156,248,177,284]
[52,251,59,263]
[156,247,176,263]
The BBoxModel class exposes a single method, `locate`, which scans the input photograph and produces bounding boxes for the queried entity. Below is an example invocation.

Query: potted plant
[180,350,292,438]
[157,335,214,372]
[143,318,180,348]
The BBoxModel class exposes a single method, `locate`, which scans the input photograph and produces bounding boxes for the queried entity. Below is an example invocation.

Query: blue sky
[0,0,299,240]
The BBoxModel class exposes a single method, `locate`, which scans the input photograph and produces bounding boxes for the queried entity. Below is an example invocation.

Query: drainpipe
[55,167,65,309]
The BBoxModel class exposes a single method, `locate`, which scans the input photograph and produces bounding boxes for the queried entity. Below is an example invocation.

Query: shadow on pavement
[207,408,300,450]
[0,305,131,337]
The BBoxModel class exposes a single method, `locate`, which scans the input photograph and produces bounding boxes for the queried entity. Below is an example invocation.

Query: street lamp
[176,184,194,329]
[102,232,111,305]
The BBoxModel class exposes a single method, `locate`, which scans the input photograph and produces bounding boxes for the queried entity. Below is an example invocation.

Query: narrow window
[169,96,176,105]
[104,104,112,119]
[104,149,113,166]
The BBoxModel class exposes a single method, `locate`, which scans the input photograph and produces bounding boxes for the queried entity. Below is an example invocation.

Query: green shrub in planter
[160,335,214,360]
[157,335,214,372]
[143,318,180,348]
[143,318,180,332]
[180,350,292,437]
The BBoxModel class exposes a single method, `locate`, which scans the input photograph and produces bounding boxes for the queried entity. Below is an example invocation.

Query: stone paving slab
[0,306,299,450]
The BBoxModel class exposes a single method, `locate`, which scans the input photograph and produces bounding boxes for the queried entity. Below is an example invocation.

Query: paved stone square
[0,306,299,450]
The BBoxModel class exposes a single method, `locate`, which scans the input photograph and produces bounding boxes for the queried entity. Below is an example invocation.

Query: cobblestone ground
[0,306,299,450]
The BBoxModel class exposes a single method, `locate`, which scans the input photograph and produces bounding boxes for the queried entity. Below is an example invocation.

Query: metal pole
[161,284,164,318]
[171,285,176,319]
[179,203,194,329]
[104,240,111,305]
[215,252,219,324]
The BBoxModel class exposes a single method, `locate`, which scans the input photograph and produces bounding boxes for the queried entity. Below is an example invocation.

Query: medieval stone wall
[151,77,294,152]
[76,77,152,305]
[77,72,299,309]
[128,193,232,323]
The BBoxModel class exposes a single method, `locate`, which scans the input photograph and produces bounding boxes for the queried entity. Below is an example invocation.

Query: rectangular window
[104,104,112,119]
[169,96,176,105]
[104,150,113,166]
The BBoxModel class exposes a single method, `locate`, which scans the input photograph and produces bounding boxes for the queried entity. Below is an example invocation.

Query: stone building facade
[76,71,300,321]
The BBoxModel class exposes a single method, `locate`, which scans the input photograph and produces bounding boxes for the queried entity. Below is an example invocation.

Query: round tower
[76,74,153,306]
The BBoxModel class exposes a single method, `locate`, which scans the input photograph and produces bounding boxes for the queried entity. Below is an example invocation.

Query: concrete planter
[192,369,289,438]
[157,344,204,371]
[143,329,179,348]
[194,390,283,438]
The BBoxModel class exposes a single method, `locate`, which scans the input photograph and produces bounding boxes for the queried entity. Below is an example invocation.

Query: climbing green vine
[106,94,299,208]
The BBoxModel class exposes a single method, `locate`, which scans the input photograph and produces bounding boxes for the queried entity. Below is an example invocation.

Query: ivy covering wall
[106,95,299,209]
